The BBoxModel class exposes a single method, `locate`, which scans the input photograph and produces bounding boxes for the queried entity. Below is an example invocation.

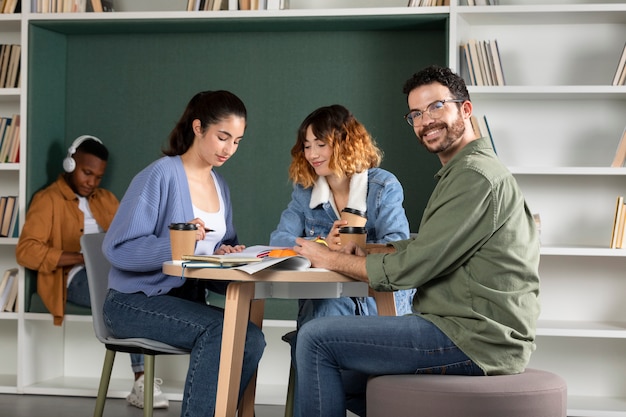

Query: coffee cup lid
[339,226,367,234]
[169,223,198,231]
[341,207,366,217]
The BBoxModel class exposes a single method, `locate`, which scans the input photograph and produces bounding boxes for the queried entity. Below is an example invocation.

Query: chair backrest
[80,232,113,343]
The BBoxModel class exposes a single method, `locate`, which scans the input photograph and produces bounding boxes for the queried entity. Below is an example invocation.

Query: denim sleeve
[368,176,410,243]
[269,187,308,247]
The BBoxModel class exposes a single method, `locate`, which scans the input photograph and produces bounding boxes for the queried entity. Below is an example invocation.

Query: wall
[28,15,446,247]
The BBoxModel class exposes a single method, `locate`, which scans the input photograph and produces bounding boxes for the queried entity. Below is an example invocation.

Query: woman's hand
[325,219,348,250]
[187,218,211,241]
[215,244,246,254]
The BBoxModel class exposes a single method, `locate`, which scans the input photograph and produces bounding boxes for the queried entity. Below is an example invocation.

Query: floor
[0,394,284,417]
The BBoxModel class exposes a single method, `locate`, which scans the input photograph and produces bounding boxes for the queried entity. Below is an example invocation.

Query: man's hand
[293,237,333,269]
[294,237,369,282]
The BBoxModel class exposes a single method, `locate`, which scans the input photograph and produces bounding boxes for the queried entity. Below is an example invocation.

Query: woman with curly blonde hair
[271,104,414,415]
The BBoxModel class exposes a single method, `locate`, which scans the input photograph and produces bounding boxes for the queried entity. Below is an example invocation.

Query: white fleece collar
[309,170,368,218]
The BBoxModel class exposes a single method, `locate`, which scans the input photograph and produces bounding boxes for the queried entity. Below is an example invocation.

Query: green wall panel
[28,16,447,246]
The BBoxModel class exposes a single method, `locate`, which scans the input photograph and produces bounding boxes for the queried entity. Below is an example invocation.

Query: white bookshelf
[0,1,622,415]
[456,2,626,416]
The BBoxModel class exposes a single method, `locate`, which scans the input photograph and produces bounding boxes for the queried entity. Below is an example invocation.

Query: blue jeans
[295,315,484,417]
[103,286,265,417]
[66,268,144,373]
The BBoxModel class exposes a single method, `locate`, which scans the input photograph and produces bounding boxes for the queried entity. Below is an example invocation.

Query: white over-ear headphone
[63,135,103,173]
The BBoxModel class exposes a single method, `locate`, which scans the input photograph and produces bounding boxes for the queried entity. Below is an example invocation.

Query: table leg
[215,282,255,417]
[238,299,265,417]
[371,290,396,316]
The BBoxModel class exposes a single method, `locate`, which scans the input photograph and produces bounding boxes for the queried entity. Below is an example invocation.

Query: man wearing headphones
[16,136,168,409]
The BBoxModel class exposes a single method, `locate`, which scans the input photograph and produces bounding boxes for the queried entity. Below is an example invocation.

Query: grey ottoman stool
[367,368,567,417]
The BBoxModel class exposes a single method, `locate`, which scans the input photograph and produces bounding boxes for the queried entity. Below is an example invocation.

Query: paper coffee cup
[339,226,367,250]
[340,207,367,227]
[169,223,197,260]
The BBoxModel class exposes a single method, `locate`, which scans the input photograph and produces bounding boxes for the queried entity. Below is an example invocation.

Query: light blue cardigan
[103,156,237,296]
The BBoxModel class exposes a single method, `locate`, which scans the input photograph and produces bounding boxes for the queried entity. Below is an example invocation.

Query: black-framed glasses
[403,99,464,127]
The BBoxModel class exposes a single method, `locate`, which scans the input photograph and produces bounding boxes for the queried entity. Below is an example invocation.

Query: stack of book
[0,44,20,89]
[460,39,505,86]
[612,42,626,86]
[0,268,18,312]
[407,0,449,6]
[0,195,18,238]
[0,114,19,163]
[31,0,113,13]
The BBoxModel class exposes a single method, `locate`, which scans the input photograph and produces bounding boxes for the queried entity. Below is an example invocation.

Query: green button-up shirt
[367,137,540,375]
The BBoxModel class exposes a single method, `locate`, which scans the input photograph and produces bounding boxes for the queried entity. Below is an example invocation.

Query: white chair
[81,232,190,417]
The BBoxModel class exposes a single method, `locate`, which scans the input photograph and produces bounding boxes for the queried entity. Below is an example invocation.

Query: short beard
[419,112,465,154]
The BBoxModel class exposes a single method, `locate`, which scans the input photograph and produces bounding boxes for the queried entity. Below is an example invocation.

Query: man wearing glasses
[292,65,541,417]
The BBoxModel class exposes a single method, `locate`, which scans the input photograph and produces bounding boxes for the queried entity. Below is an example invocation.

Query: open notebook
[181,245,311,274]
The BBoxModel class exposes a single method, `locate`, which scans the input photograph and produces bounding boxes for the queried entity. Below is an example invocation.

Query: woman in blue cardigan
[102,90,265,417]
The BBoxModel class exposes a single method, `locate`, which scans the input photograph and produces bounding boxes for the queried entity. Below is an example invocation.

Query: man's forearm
[324,250,369,282]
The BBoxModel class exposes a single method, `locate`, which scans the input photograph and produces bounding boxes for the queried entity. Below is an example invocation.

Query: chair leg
[284,363,295,417]
[94,349,116,417]
[143,354,155,417]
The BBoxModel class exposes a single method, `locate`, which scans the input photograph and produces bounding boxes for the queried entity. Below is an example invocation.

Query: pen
[205,228,215,233]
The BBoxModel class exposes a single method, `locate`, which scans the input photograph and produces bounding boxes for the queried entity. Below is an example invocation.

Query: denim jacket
[270,168,414,318]
[270,168,410,246]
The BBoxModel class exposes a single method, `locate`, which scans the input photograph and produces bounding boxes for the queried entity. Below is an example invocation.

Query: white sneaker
[126,375,170,409]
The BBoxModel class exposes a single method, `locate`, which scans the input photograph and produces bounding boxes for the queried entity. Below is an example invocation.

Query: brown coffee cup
[339,226,367,250]
[340,207,367,227]
[169,223,197,260]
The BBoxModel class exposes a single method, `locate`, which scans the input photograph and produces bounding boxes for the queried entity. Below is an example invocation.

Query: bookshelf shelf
[537,320,626,338]
[540,246,626,257]
[455,2,626,415]
[509,167,626,175]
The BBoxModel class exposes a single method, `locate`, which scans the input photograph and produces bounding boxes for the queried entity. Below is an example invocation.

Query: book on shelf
[0,268,17,312]
[407,0,448,6]
[610,126,626,167]
[478,39,493,85]
[89,0,113,12]
[0,45,12,88]
[489,39,505,85]
[3,268,18,312]
[181,245,311,275]
[7,113,19,163]
[0,113,17,163]
[612,42,626,86]
[0,195,17,237]
[482,115,496,155]
[469,114,497,155]
[610,196,624,249]
[460,43,476,86]
[466,39,485,86]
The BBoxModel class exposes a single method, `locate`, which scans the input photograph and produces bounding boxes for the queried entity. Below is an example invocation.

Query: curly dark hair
[402,65,470,102]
